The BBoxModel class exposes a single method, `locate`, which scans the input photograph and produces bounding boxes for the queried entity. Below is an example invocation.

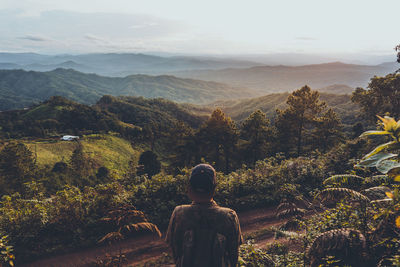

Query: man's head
[188,164,216,202]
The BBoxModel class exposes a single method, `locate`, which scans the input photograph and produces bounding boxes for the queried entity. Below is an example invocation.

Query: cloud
[130,22,158,29]
[295,37,317,41]
[84,34,108,43]
[17,34,50,42]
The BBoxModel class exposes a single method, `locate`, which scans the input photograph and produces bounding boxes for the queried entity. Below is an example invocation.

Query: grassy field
[24,134,142,176]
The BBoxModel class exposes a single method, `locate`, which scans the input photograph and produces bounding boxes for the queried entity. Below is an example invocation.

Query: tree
[312,108,343,152]
[352,73,400,121]
[197,108,238,173]
[275,85,326,156]
[0,142,36,194]
[164,122,197,170]
[241,110,274,165]
[69,143,89,177]
[138,151,161,178]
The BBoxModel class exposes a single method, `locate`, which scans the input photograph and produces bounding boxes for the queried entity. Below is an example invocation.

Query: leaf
[395,175,400,182]
[377,115,398,132]
[396,216,400,228]
[364,141,397,159]
[385,192,394,199]
[356,153,398,168]
[315,188,370,203]
[323,175,364,186]
[376,160,400,174]
[359,130,390,137]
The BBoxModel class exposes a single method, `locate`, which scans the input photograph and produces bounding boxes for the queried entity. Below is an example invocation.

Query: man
[166,164,242,267]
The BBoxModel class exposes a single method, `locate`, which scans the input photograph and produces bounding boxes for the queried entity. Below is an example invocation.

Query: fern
[364,175,390,187]
[315,188,370,204]
[323,174,364,187]
[276,201,306,219]
[307,229,367,267]
[362,186,391,200]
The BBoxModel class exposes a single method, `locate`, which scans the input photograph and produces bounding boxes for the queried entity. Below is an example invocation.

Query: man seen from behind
[166,163,243,267]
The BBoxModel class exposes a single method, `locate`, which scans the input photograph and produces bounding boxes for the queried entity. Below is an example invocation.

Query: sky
[0,0,398,56]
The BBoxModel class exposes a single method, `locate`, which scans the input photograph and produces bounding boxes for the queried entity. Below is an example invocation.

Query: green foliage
[323,174,364,189]
[0,142,37,195]
[197,108,239,173]
[137,151,161,178]
[238,240,275,267]
[99,204,161,244]
[0,182,135,263]
[352,73,400,120]
[275,85,342,156]
[0,235,15,266]
[240,110,274,165]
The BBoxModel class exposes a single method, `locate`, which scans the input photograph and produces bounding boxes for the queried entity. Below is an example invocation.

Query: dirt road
[23,205,285,267]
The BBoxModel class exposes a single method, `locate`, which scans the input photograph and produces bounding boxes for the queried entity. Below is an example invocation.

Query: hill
[0,68,254,110]
[173,61,398,93]
[0,96,138,138]
[0,95,207,138]
[96,95,207,129]
[23,134,141,176]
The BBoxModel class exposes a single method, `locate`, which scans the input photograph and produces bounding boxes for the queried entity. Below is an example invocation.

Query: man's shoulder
[173,203,238,220]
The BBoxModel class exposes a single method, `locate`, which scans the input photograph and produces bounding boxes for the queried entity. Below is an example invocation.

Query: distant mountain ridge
[0,68,254,110]
[0,52,262,76]
[173,61,398,93]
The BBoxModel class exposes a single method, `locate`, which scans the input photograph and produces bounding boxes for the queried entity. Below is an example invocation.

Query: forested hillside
[0,68,253,110]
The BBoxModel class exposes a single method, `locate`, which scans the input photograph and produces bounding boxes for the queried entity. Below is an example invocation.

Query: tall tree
[275,85,326,156]
[312,108,343,152]
[197,108,238,173]
[164,122,197,170]
[0,142,36,194]
[241,110,274,165]
[69,143,89,178]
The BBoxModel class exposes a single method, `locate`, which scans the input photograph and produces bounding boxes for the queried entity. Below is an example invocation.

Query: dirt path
[22,205,286,267]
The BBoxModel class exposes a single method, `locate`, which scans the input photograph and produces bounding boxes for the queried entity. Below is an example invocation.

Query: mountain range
[173,61,398,93]
[0,68,254,110]
[0,52,262,76]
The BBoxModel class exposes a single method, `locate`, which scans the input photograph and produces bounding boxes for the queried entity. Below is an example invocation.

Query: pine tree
[312,108,343,152]
[241,110,274,165]
[0,142,36,194]
[197,108,238,173]
[275,85,326,156]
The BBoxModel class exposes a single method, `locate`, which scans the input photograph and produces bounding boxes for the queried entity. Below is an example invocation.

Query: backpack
[177,206,229,267]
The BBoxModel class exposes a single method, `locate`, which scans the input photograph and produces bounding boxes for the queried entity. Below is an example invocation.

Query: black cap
[189,164,216,194]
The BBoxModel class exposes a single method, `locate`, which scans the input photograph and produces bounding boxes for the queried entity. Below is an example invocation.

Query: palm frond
[307,229,367,267]
[315,188,370,204]
[362,186,391,200]
[323,174,364,188]
[272,227,302,240]
[363,175,390,187]
[370,198,393,207]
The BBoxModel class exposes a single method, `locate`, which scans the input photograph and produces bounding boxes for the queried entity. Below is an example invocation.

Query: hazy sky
[0,0,398,55]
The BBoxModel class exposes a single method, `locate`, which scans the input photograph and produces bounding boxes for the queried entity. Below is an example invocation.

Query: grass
[24,133,142,176]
